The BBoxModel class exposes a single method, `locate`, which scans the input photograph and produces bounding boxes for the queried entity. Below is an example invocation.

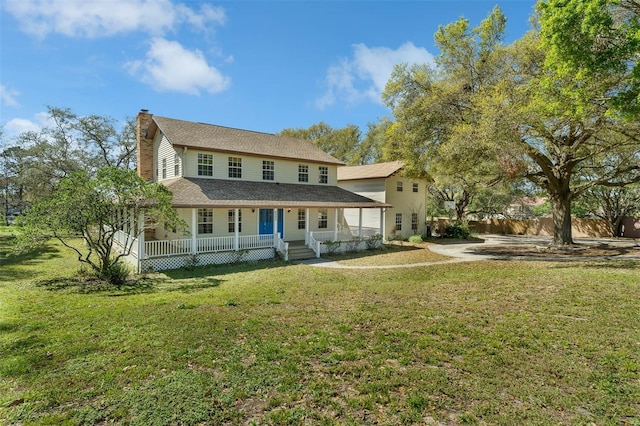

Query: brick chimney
[136,109,154,181]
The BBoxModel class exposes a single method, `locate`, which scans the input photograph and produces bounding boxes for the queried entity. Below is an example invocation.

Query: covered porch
[116,177,390,271]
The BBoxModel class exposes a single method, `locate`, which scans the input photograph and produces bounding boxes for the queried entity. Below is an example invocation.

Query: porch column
[273,208,278,242]
[333,208,338,241]
[191,208,197,254]
[358,208,363,239]
[305,208,310,245]
[380,208,385,240]
[234,208,239,250]
[137,213,145,260]
[129,208,135,235]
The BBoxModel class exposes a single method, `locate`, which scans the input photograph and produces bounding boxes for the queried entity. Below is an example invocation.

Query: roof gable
[337,161,405,181]
[150,116,344,165]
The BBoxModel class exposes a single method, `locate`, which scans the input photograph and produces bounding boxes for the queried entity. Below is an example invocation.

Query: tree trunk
[551,194,574,245]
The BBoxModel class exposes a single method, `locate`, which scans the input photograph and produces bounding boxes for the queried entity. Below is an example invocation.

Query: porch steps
[287,245,317,261]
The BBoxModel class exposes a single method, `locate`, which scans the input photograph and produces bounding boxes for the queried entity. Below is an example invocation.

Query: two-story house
[337,161,429,239]
[117,110,388,271]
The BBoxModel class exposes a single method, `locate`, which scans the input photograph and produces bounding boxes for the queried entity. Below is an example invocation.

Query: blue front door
[259,208,284,237]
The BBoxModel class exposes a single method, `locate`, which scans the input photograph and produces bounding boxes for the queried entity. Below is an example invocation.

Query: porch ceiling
[163,177,391,209]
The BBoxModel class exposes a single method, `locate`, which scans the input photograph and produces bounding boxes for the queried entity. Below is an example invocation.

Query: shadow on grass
[36,276,157,295]
[422,237,485,246]
[163,258,290,280]
[164,277,223,293]
[35,274,227,296]
[0,234,63,283]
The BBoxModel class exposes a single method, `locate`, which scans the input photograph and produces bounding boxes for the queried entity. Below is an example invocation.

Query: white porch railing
[145,238,192,257]
[113,229,139,257]
[139,234,278,258]
[308,232,321,258]
[239,234,274,249]
[275,233,289,261]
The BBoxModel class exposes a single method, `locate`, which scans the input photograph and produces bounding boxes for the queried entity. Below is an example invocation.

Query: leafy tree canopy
[17,167,182,285]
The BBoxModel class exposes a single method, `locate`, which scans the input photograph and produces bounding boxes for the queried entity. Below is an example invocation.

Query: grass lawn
[1,230,639,425]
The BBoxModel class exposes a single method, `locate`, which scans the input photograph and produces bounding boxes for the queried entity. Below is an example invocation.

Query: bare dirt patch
[470,243,640,259]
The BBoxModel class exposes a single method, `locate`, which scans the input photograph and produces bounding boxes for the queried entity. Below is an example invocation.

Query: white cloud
[317,42,435,109]
[3,112,51,138]
[125,38,230,95]
[0,85,20,107]
[4,0,226,39]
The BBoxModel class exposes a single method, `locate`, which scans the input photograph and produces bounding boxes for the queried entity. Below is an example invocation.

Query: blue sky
[1,0,537,140]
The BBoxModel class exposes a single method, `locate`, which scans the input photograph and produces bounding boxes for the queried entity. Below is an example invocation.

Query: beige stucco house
[115,110,388,271]
[337,161,429,240]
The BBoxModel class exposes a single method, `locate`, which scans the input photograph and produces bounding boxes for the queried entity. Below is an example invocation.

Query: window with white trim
[411,213,418,231]
[397,181,403,192]
[198,208,213,234]
[228,157,242,178]
[174,153,180,177]
[263,160,274,180]
[395,213,402,231]
[412,183,418,193]
[228,209,242,233]
[298,164,309,182]
[318,166,328,184]
[161,158,167,179]
[298,209,306,230]
[197,153,213,176]
[318,208,328,229]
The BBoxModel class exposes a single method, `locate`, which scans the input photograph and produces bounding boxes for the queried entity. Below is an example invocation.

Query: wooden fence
[432,217,640,238]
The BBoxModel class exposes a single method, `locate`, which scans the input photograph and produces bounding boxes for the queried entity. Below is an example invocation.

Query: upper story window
[263,160,275,181]
[161,158,167,179]
[397,181,403,192]
[174,153,180,177]
[318,208,328,229]
[197,153,213,177]
[228,157,242,178]
[198,208,213,234]
[318,166,328,184]
[228,209,242,233]
[413,183,419,193]
[298,165,309,182]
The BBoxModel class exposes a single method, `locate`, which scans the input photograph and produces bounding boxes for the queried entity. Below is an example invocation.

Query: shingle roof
[163,177,391,209]
[150,116,344,165]
[337,161,404,181]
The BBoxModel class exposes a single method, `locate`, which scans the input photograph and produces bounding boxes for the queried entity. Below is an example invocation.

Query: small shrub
[408,235,423,244]
[323,240,341,255]
[365,234,383,250]
[344,238,362,253]
[444,223,472,239]
[100,260,131,286]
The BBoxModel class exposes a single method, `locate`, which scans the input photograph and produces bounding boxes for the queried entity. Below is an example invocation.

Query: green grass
[1,230,639,425]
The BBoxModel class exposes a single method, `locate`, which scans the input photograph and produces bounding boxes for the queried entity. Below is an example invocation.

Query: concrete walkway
[296,234,640,269]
